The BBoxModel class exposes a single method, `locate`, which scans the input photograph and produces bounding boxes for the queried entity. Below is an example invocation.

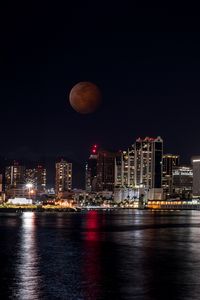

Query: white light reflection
[16,212,42,300]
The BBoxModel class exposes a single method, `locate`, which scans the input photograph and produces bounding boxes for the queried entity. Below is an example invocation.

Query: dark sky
[1,2,200,187]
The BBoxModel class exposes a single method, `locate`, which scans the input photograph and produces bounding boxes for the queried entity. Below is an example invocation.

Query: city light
[26,183,33,189]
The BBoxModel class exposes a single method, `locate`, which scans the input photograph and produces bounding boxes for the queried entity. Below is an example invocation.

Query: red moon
[69,82,102,114]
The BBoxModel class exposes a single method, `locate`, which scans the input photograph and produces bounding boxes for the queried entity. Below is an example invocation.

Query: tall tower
[96,149,118,192]
[35,165,47,194]
[134,136,163,189]
[85,145,98,192]
[5,162,25,191]
[25,165,47,195]
[55,159,72,197]
[162,154,179,197]
[115,147,134,188]
[191,156,200,198]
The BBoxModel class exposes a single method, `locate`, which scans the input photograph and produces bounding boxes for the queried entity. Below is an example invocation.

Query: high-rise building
[134,136,163,189]
[0,174,2,193]
[55,159,72,197]
[172,165,193,199]
[36,165,46,193]
[5,162,25,191]
[114,137,163,202]
[191,156,200,198]
[85,145,98,192]
[5,162,26,199]
[96,149,118,192]
[115,148,134,188]
[25,165,47,194]
[162,154,180,197]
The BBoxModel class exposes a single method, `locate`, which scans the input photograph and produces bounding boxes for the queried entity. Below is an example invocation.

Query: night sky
[1,2,200,187]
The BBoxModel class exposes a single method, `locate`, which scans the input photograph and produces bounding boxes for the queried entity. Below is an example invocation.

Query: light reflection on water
[14,212,43,300]
[0,210,200,300]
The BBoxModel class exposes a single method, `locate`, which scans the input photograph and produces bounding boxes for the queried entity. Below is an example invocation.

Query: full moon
[69,82,102,114]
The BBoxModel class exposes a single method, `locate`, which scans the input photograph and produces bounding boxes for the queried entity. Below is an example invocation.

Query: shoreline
[0,207,79,213]
[0,206,200,213]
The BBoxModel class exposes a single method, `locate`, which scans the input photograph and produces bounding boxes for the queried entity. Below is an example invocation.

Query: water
[0,210,200,300]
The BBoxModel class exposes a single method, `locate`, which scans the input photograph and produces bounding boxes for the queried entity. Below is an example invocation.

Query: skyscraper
[5,162,25,191]
[55,159,72,197]
[5,162,26,199]
[85,145,98,192]
[191,156,200,198]
[36,165,46,194]
[162,154,180,197]
[134,136,163,189]
[25,165,47,195]
[115,148,134,188]
[96,149,118,192]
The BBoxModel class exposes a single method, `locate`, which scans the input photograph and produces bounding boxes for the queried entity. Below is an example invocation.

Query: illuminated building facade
[162,154,179,198]
[5,162,27,199]
[25,165,47,194]
[192,156,200,198]
[115,148,134,187]
[5,162,25,191]
[172,165,193,199]
[85,145,98,192]
[114,137,163,202]
[36,165,46,193]
[0,174,4,202]
[134,136,163,189]
[55,159,72,197]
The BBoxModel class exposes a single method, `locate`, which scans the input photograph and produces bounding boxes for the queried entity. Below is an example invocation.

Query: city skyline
[0,135,197,190]
[0,135,198,189]
[1,3,200,300]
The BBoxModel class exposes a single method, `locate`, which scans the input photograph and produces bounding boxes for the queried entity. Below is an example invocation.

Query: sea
[0,209,200,300]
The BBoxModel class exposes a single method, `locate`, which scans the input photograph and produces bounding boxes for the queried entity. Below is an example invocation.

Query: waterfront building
[96,149,118,192]
[134,136,163,189]
[36,165,46,193]
[0,174,4,203]
[191,156,200,198]
[26,165,46,194]
[5,162,26,198]
[7,197,33,205]
[162,154,180,198]
[55,159,72,198]
[5,162,25,190]
[114,137,163,202]
[172,165,193,199]
[85,145,98,192]
[0,174,2,193]
[115,148,135,188]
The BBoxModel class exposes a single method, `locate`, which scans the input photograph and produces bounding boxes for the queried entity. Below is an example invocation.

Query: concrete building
[162,154,180,198]
[192,156,200,198]
[96,149,118,192]
[26,165,47,195]
[5,162,26,199]
[55,159,72,198]
[7,197,33,205]
[85,145,98,192]
[172,165,193,199]
[114,137,163,202]
[115,148,135,188]
[134,136,163,189]
[5,162,25,190]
